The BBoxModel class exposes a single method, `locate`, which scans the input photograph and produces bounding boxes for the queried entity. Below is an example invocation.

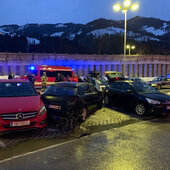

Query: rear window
[109,82,122,90]
[0,82,37,97]
[40,71,72,77]
[45,86,77,96]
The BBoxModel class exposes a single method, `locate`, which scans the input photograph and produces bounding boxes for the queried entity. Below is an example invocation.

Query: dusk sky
[0,0,169,25]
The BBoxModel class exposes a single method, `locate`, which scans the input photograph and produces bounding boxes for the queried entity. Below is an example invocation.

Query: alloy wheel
[135,104,146,116]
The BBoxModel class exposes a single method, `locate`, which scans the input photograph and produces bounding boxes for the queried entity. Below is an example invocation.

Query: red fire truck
[19,65,78,87]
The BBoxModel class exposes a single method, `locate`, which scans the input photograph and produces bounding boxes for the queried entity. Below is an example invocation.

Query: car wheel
[80,107,87,121]
[157,84,161,90]
[135,103,146,116]
[104,95,110,106]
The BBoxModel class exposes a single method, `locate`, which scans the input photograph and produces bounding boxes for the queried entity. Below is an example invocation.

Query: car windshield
[40,70,72,77]
[45,86,77,96]
[131,82,160,94]
[106,72,124,79]
[152,77,163,82]
[98,76,107,83]
[0,82,37,97]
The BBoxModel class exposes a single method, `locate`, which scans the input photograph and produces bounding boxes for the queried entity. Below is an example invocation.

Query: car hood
[0,96,41,113]
[142,93,170,102]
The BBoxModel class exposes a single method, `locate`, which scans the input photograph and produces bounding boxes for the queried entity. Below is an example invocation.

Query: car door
[162,78,170,88]
[121,82,137,109]
[108,82,122,106]
[89,84,102,109]
[81,84,94,111]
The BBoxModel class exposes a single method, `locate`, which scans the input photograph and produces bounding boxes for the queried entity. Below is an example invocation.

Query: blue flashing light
[72,68,74,71]
[29,66,35,70]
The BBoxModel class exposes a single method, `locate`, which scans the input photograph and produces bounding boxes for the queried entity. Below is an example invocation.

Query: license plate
[167,106,170,110]
[10,120,30,127]
[49,105,61,110]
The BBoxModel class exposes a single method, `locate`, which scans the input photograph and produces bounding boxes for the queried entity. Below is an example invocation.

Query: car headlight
[146,98,161,105]
[39,106,47,116]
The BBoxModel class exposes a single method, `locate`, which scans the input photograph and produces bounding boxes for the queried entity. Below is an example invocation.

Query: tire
[104,95,110,106]
[80,107,87,121]
[157,84,161,90]
[135,103,146,116]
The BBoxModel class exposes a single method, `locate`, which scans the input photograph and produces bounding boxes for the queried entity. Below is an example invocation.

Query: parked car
[41,82,103,127]
[148,77,170,90]
[105,71,124,82]
[126,77,144,83]
[104,80,170,116]
[0,79,47,133]
[83,71,108,92]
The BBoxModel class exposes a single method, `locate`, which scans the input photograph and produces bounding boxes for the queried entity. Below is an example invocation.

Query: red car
[0,79,47,133]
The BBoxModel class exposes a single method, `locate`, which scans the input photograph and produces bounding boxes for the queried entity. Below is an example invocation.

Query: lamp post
[113,0,139,75]
[126,45,135,55]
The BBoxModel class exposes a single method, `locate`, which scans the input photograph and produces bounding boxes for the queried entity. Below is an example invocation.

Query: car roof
[0,79,30,83]
[109,80,134,83]
[51,82,89,87]
[105,71,122,74]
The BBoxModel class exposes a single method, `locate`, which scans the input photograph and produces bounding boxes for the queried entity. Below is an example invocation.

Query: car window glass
[109,82,122,90]
[82,84,91,93]
[122,83,132,92]
[78,86,84,95]
[0,82,37,97]
[90,85,98,92]
[45,86,77,96]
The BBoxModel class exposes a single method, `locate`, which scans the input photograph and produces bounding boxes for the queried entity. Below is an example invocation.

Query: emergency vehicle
[19,65,78,87]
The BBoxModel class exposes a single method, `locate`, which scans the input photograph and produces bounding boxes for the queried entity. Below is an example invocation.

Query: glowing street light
[126,45,136,55]
[113,0,139,75]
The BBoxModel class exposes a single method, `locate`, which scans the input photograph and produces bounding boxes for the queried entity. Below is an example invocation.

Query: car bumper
[149,104,170,115]
[0,113,47,133]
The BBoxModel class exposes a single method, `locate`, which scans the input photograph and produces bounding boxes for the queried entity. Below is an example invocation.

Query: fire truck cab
[20,65,78,87]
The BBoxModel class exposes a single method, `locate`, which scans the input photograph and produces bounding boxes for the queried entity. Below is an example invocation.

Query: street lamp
[113,0,139,75]
[126,45,135,55]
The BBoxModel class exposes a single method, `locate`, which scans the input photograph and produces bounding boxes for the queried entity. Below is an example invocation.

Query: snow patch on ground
[142,26,167,36]
[51,32,64,37]
[27,37,40,45]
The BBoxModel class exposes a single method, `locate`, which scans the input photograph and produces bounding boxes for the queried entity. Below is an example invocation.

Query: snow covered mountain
[0,16,170,44]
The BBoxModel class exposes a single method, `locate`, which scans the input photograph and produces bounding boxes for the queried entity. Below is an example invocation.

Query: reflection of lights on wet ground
[75,146,84,160]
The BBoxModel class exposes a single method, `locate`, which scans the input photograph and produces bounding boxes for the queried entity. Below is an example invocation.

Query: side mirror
[37,91,41,95]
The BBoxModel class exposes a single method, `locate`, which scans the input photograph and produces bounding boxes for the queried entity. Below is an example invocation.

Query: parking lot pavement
[0,107,141,151]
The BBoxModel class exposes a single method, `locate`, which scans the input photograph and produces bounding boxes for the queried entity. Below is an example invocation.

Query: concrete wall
[0,53,169,77]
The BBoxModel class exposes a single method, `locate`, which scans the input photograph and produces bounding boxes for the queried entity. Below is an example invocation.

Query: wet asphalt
[1,118,170,170]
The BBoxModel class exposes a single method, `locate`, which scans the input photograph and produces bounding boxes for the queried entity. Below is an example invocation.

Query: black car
[41,82,103,125]
[104,80,170,116]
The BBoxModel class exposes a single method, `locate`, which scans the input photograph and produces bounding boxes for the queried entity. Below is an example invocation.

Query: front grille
[1,112,38,120]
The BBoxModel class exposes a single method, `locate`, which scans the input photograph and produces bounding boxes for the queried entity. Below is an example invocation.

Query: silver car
[149,77,170,90]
